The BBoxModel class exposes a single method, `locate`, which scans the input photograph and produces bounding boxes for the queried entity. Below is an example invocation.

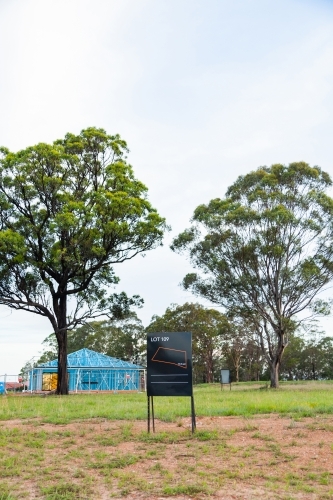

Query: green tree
[83,314,145,364]
[0,128,166,394]
[279,333,333,381]
[146,303,230,383]
[221,332,244,383]
[220,318,264,382]
[171,163,333,388]
[240,338,265,382]
[36,313,145,366]
[316,337,333,379]
[19,359,37,385]
[297,336,333,380]
[279,334,306,380]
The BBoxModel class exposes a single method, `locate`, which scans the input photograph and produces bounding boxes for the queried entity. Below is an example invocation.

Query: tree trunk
[233,351,241,382]
[206,351,214,383]
[269,337,285,389]
[56,330,68,395]
[312,361,316,380]
[55,293,68,395]
[235,362,240,383]
[270,360,280,388]
[256,346,260,381]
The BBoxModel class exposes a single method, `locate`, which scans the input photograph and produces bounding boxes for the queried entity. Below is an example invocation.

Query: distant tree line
[27,302,333,384]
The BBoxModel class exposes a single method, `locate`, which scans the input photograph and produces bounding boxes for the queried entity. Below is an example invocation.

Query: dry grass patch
[0,416,333,499]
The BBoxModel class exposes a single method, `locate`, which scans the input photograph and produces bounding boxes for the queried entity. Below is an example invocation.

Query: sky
[1,0,333,376]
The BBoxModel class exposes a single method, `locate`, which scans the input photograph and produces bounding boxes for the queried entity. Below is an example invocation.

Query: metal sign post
[147,332,196,433]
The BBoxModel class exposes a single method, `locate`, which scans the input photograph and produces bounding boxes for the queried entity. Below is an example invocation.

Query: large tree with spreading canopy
[171,163,333,387]
[0,127,166,394]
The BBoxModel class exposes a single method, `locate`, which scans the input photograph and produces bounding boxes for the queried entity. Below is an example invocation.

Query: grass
[1,382,333,498]
[39,483,86,500]
[1,381,333,423]
[0,427,328,499]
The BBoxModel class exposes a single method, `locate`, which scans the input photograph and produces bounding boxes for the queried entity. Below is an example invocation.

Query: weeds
[162,484,209,496]
[1,384,333,498]
[89,453,139,470]
[40,483,87,500]
[195,429,218,441]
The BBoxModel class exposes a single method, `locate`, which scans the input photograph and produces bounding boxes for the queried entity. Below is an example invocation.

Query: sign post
[220,369,231,390]
[147,332,196,433]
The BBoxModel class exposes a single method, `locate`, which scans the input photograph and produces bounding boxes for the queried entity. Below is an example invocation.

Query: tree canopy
[146,302,230,383]
[171,163,333,387]
[0,127,166,393]
[37,313,145,366]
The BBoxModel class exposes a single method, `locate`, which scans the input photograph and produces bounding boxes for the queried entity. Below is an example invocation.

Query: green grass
[1,382,333,498]
[1,381,333,423]
[39,483,88,500]
[163,483,209,496]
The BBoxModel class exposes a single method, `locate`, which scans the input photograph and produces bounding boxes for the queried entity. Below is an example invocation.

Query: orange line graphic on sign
[151,347,187,369]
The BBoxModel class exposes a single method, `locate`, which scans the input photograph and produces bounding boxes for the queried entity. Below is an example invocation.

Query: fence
[29,367,146,392]
[0,370,147,394]
[0,374,28,394]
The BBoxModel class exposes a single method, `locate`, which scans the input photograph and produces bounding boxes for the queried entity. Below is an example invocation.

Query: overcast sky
[1,0,333,376]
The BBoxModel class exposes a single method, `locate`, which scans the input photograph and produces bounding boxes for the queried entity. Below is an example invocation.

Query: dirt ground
[2,414,333,499]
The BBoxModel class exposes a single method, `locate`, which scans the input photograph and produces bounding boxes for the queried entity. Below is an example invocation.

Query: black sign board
[147,332,193,397]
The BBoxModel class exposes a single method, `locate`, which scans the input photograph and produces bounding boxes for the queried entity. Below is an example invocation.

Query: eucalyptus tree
[220,317,263,382]
[0,127,166,394]
[171,163,333,387]
[278,334,307,381]
[279,333,333,381]
[36,313,145,366]
[146,302,230,383]
[83,314,145,364]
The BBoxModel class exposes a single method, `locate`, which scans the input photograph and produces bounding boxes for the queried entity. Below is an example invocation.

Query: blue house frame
[29,348,144,392]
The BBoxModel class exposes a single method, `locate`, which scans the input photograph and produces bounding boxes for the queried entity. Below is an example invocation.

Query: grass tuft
[40,483,86,500]
[163,483,209,495]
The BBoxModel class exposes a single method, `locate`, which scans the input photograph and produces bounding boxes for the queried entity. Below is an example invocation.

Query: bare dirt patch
[1,415,333,499]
